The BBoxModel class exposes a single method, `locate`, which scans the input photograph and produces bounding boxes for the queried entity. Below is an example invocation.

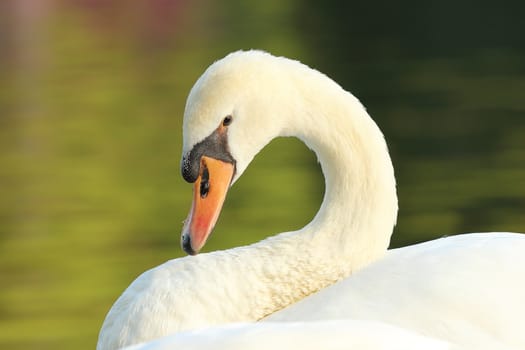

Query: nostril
[200,166,210,198]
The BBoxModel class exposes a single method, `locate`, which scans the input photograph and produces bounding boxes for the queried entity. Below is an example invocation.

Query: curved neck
[237,67,398,319]
[96,55,401,350]
[281,65,398,273]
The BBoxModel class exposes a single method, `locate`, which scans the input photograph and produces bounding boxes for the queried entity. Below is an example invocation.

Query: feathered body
[97,51,525,350]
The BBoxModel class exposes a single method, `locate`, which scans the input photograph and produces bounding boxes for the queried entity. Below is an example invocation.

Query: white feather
[124,320,453,350]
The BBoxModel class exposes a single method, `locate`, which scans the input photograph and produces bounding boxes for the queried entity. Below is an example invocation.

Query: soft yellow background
[1,1,524,349]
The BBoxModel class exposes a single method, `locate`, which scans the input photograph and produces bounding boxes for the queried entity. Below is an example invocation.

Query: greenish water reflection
[1,1,524,349]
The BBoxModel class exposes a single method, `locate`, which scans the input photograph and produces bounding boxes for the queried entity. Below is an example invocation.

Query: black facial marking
[181,127,236,183]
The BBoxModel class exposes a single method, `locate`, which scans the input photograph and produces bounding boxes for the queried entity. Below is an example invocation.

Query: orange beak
[181,156,235,255]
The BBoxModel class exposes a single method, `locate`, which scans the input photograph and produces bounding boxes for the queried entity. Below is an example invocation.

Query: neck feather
[237,64,398,319]
[282,63,397,270]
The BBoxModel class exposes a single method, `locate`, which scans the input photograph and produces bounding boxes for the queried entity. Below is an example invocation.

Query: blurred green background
[1,0,524,349]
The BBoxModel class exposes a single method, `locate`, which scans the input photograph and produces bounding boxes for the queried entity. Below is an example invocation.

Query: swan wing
[267,233,525,350]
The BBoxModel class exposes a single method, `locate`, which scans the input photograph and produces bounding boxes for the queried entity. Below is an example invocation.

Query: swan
[97,50,525,350]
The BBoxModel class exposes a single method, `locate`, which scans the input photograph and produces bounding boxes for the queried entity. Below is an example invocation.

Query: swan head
[180,50,294,255]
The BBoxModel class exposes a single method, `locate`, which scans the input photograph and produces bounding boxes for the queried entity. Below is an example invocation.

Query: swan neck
[285,71,398,271]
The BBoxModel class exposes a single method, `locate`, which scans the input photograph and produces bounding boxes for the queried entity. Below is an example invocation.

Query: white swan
[97,50,525,350]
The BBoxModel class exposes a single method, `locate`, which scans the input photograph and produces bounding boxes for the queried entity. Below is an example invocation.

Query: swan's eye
[222,115,233,127]
[200,165,210,198]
